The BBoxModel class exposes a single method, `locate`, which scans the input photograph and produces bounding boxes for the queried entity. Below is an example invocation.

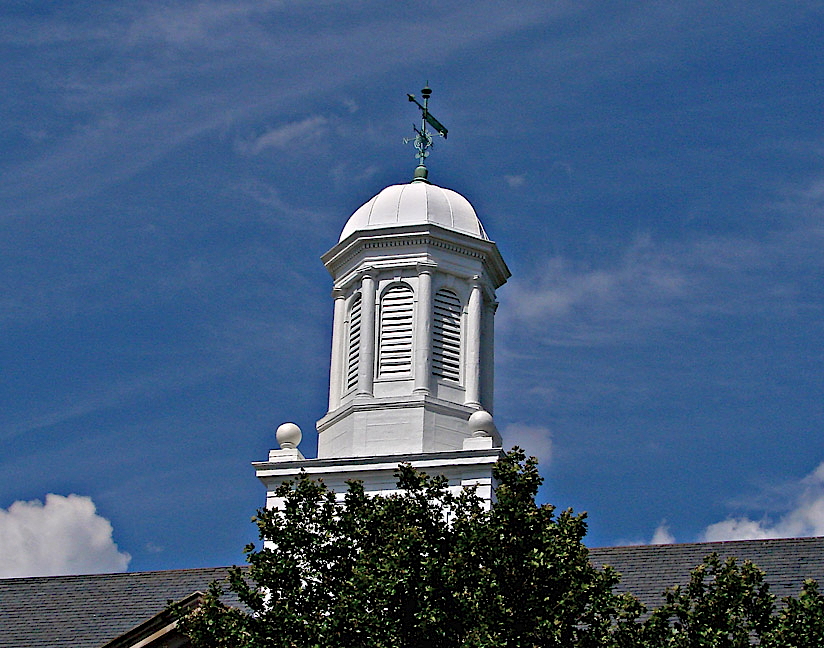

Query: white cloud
[0,494,131,578]
[500,189,824,348]
[500,233,688,339]
[127,1,257,47]
[331,163,381,191]
[702,518,775,542]
[503,423,553,465]
[237,116,328,155]
[650,521,675,545]
[504,174,526,188]
[701,462,824,542]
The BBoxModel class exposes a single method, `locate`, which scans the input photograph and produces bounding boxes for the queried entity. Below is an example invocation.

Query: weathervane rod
[404,84,448,180]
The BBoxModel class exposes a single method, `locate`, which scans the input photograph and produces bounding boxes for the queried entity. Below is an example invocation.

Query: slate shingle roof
[0,566,234,648]
[590,536,824,610]
[1,537,822,648]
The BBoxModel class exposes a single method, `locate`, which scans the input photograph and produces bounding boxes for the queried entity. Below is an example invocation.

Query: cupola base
[316,393,502,458]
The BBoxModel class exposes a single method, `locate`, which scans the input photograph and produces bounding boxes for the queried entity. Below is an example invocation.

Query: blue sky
[1,1,823,576]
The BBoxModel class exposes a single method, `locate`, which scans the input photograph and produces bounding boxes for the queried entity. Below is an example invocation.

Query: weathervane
[404,84,448,180]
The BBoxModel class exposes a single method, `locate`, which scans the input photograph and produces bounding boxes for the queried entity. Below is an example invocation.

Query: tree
[174,449,642,648]
[642,553,776,647]
[641,554,824,647]
[765,579,824,648]
[173,449,823,647]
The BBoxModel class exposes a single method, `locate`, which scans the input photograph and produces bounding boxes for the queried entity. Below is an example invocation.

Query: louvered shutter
[433,289,461,382]
[378,285,414,376]
[346,295,361,392]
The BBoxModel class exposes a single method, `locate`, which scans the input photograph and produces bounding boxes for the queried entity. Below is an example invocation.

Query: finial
[276,422,302,449]
[467,410,496,438]
[404,83,448,181]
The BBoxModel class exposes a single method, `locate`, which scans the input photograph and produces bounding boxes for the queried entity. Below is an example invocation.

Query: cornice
[253,447,505,478]
[322,225,510,289]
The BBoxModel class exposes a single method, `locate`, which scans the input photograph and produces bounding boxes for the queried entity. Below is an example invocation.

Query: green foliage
[764,579,824,648]
[173,449,823,647]
[175,449,641,648]
[641,554,824,647]
[642,553,776,647]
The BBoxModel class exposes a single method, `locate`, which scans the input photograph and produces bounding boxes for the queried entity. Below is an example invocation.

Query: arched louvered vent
[378,284,414,377]
[345,294,362,392]
[433,288,462,382]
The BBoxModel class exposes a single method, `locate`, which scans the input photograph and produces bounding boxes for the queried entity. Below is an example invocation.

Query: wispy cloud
[500,192,824,349]
[0,363,223,443]
[236,116,329,155]
[499,233,690,345]
[124,1,268,48]
[0,1,575,211]
[504,174,526,188]
[0,494,130,577]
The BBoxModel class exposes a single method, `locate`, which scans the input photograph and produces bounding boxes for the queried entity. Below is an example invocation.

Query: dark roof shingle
[1,537,822,647]
[0,566,233,648]
[590,536,824,610]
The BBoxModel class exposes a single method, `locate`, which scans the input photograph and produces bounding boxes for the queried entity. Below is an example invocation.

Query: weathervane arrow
[404,84,448,178]
[407,91,448,139]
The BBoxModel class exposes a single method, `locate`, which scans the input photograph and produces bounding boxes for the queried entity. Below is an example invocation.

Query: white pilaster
[481,299,497,413]
[358,270,376,396]
[413,265,434,394]
[464,277,482,408]
[328,288,346,410]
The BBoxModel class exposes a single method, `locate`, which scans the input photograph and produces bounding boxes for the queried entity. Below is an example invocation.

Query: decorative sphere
[276,422,302,450]
[468,410,494,438]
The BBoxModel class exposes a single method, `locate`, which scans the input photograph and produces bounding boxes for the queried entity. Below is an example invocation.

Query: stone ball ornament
[467,409,495,438]
[276,422,302,450]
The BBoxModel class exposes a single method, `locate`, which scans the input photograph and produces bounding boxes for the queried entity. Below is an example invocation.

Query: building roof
[590,535,824,610]
[339,180,489,242]
[1,537,822,647]
[0,566,234,648]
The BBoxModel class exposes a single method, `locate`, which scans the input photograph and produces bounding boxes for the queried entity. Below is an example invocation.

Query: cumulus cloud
[650,521,675,545]
[237,116,328,155]
[0,494,131,578]
[701,462,824,542]
[502,423,553,465]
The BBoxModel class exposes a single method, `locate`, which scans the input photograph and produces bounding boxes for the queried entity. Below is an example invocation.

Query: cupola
[316,178,509,459]
[255,87,510,508]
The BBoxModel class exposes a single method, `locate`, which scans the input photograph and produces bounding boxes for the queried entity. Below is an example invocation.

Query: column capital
[331,287,346,299]
[416,261,437,275]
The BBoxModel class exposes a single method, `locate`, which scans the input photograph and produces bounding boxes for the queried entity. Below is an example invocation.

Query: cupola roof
[339,180,489,242]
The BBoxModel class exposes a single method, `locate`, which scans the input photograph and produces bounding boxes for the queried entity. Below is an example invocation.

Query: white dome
[339,181,489,242]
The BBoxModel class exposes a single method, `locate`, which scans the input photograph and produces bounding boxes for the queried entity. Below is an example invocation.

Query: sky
[1,1,823,577]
